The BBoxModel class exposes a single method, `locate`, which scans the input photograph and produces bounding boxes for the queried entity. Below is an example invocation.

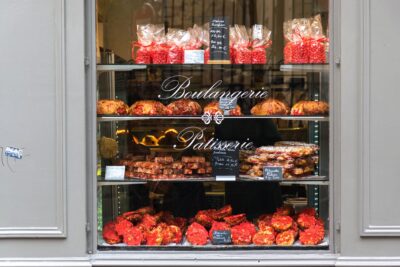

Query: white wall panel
[0,0,66,238]
[340,0,400,257]
[0,0,86,257]
[360,0,400,236]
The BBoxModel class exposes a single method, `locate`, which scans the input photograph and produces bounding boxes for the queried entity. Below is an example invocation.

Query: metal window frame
[85,0,341,261]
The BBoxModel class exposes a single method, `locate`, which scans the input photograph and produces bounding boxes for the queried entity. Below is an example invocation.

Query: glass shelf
[97,115,329,122]
[98,234,329,250]
[279,64,329,72]
[97,64,329,73]
[97,175,328,186]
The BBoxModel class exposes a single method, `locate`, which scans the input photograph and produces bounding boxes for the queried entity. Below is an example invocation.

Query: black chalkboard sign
[212,144,239,179]
[209,17,230,62]
[263,166,283,181]
[212,230,232,245]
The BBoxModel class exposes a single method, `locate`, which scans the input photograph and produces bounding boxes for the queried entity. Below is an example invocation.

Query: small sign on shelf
[211,230,232,245]
[212,144,239,179]
[184,50,205,64]
[219,97,237,115]
[263,166,283,181]
[105,166,125,180]
[209,17,230,64]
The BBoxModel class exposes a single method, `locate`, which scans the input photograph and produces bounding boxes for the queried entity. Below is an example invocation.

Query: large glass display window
[91,0,332,251]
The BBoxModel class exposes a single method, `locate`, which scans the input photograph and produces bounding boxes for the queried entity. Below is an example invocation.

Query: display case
[92,0,332,251]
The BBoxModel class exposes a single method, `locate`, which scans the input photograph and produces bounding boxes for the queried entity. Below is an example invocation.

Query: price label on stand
[252,24,263,40]
[219,97,237,115]
[212,144,239,181]
[212,230,232,245]
[263,166,283,181]
[105,166,125,180]
[209,17,230,63]
[184,50,205,64]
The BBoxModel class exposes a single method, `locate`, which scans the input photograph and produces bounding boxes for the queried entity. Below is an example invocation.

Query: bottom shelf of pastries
[100,205,328,249]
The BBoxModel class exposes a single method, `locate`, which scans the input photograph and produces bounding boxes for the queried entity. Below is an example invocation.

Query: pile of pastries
[96,98,329,116]
[103,205,325,247]
[117,156,212,180]
[241,141,319,179]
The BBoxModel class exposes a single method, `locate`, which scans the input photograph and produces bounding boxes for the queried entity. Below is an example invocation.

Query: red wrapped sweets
[309,15,327,63]
[151,25,168,64]
[251,25,272,64]
[133,24,154,64]
[166,29,185,64]
[283,19,311,64]
[233,25,251,64]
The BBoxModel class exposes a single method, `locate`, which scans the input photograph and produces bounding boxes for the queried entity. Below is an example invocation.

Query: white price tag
[216,175,236,181]
[252,24,263,40]
[184,50,205,64]
[105,166,125,180]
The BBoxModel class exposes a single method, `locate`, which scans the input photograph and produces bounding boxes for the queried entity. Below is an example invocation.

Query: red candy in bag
[166,29,184,64]
[251,25,272,64]
[151,25,168,64]
[309,15,327,63]
[283,18,311,64]
[133,24,154,64]
[233,25,252,64]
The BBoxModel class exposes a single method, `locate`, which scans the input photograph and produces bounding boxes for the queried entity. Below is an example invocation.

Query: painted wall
[0,0,87,258]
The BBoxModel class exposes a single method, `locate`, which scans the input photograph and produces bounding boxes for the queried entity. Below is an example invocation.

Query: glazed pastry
[129,100,169,115]
[166,99,202,115]
[250,98,289,115]
[97,99,129,115]
[290,100,329,116]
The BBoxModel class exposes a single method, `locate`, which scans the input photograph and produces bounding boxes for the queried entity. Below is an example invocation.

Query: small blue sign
[4,147,23,160]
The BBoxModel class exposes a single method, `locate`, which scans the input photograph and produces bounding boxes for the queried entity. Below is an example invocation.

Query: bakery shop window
[94,0,331,251]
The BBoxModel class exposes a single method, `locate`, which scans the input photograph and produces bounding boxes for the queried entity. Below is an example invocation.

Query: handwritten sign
[105,166,125,180]
[209,17,230,62]
[263,166,283,181]
[212,144,239,180]
[4,147,23,159]
[212,230,232,245]
[219,97,237,113]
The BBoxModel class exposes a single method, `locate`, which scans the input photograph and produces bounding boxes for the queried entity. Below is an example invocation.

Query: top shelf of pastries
[96,99,329,121]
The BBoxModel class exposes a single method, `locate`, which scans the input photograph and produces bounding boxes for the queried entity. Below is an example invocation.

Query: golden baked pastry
[97,99,128,115]
[99,136,118,159]
[290,100,329,116]
[166,99,202,115]
[129,100,168,115]
[250,99,289,115]
[204,101,242,116]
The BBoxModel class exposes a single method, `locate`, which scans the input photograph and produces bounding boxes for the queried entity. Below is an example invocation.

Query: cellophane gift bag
[283,18,311,64]
[233,25,252,64]
[309,15,328,63]
[166,29,185,64]
[133,24,154,64]
[251,25,272,64]
[151,25,168,64]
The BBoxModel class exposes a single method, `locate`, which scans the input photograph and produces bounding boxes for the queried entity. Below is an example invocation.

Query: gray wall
[0,0,87,258]
[339,0,400,257]
[0,0,400,265]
